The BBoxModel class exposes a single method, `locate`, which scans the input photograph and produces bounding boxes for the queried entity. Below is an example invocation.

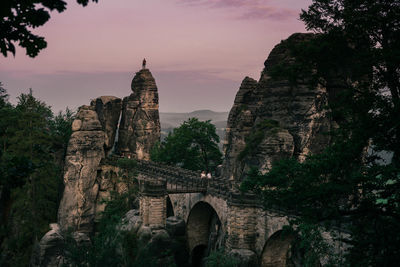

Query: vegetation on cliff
[151,118,222,173]
[242,0,400,265]
[237,119,280,161]
[64,158,141,267]
[0,85,74,266]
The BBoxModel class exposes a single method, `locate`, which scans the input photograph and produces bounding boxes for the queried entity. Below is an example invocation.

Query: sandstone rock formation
[31,224,65,267]
[120,209,142,232]
[58,104,106,233]
[166,216,186,237]
[223,33,333,181]
[117,69,161,160]
[91,96,122,155]
[58,68,162,233]
[33,68,164,266]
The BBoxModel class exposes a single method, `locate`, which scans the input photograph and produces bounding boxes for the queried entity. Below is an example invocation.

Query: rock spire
[223,33,334,181]
[116,68,161,160]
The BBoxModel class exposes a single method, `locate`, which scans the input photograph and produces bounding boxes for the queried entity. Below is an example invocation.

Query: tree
[300,0,400,164]
[50,107,75,156]
[151,118,222,173]
[242,0,400,265]
[0,82,8,105]
[0,82,16,155]
[0,0,98,57]
[0,87,74,266]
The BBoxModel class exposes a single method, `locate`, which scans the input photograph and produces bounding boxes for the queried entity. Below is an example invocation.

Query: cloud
[177,0,299,21]
[237,6,298,20]
[179,0,252,8]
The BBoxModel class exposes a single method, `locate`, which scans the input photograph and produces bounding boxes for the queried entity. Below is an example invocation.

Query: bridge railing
[105,157,240,196]
[136,160,209,193]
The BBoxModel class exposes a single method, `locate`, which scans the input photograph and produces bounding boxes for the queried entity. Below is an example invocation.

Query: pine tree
[0,88,73,266]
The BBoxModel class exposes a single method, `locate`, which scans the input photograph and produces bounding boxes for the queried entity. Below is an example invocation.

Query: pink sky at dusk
[0,0,312,113]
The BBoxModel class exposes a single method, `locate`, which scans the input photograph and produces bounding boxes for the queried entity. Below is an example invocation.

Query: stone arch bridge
[135,159,296,266]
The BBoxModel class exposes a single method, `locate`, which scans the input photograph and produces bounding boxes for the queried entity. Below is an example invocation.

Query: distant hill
[160,110,228,128]
[159,110,229,147]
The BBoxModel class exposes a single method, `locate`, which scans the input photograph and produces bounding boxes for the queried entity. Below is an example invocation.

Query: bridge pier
[139,179,167,228]
[226,192,258,251]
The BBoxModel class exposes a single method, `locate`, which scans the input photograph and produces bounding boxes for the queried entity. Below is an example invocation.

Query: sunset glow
[1,0,311,112]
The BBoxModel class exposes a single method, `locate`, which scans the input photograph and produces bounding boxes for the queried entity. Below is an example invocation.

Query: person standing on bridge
[201,171,206,178]
[207,172,212,179]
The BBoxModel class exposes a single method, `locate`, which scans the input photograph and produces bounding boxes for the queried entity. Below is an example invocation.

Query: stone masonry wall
[140,195,166,228]
[226,205,257,251]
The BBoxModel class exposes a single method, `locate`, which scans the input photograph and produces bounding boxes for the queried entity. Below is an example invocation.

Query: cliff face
[223,33,333,181]
[56,68,161,234]
[117,69,161,160]
[91,96,122,155]
[33,68,162,266]
[58,104,106,233]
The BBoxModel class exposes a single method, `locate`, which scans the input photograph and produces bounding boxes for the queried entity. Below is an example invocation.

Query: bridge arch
[261,230,294,267]
[186,201,223,266]
[166,195,174,217]
[261,230,303,267]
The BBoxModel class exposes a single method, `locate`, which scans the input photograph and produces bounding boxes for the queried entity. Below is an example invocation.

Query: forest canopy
[0,84,74,266]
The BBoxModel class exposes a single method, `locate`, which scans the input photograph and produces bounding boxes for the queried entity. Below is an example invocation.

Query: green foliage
[64,178,139,267]
[50,108,75,154]
[205,249,239,267]
[0,87,73,266]
[151,118,222,172]
[0,0,98,57]
[63,172,179,267]
[238,119,279,160]
[286,223,340,267]
[237,104,248,113]
[242,135,400,264]
[132,246,176,267]
[116,158,138,172]
[242,1,400,265]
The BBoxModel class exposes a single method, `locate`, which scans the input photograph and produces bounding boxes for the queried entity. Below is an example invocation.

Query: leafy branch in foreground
[0,0,98,57]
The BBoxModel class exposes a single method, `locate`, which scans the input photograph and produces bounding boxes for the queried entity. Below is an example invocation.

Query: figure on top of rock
[142,58,146,69]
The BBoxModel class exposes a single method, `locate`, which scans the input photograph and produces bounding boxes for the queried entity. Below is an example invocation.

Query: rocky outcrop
[91,96,122,155]
[229,249,258,267]
[166,216,186,237]
[223,33,333,181]
[34,68,164,266]
[223,77,259,180]
[31,224,64,267]
[117,69,161,160]
[136,223,189,266]
[58,105,106,233]
[120,209,142,232]
[58,69,161,233]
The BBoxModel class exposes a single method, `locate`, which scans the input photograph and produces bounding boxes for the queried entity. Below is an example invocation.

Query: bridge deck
[136,159,232,196]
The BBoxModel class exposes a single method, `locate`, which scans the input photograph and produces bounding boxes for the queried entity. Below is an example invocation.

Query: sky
[0,0,311,113]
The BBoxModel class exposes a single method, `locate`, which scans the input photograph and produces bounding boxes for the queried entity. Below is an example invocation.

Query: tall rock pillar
[222,33,333,182]
[117,68,161,160]
[58,105,106,233]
